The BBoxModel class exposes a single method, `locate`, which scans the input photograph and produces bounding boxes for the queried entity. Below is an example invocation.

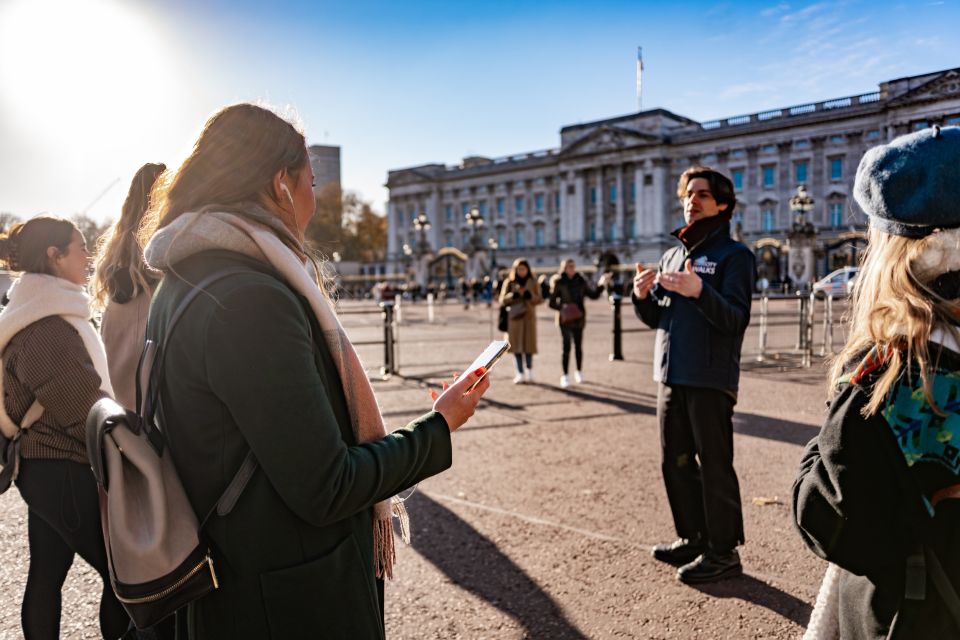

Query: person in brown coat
[499,257,542,383]
[93,162,166,411]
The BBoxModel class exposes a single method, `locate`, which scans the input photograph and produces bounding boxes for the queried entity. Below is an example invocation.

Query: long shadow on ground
[690,573,812,627]
[734,412,820,447]
[404,492,590,639]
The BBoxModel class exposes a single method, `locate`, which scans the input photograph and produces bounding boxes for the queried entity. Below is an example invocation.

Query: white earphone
[279,183,294,206]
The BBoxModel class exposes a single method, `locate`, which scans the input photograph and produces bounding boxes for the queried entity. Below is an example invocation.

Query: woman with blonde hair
[499,257,542,383]
[93,161,165,411]
[139,103,489,639]
[0,216,131,639]
[794,125,960,638]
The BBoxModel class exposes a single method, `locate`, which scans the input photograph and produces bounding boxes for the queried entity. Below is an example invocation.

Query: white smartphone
[460,340,511,391]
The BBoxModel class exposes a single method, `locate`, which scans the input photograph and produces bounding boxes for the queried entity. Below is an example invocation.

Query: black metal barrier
[336,300,396,376]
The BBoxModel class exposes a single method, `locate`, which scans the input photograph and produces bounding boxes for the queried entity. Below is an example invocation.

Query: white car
[813,266,858,297]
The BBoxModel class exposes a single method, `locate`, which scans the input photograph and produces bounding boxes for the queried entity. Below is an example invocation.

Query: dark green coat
[146,251,451,640]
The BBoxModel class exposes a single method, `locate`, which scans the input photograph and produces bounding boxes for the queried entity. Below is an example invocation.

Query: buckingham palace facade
[386,67,960,287]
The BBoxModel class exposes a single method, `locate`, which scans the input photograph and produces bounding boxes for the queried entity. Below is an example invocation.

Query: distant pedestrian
[93,161,166,411]
[794,126,960,638]
[499,257,542,383]
[633,165,755,584]
[547,259,611,388]
[0,216,131,639]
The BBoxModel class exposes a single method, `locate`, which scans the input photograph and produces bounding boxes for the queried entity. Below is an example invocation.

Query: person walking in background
[0,217,131,639]
[499,257,541,384]
[93,162,166,411]
[633,166,755,584]
[139,103,490,639]
[794,126,960,639]
[548,259,611,388]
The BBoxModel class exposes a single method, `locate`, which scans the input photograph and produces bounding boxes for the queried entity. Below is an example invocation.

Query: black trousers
[657,383,744,551]
[560,325,584,374]
[15,459,131,640]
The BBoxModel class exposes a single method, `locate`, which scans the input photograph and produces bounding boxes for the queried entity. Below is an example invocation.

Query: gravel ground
[0,297,838,639]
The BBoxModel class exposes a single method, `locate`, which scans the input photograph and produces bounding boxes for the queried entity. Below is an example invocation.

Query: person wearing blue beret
[794,125,960,638]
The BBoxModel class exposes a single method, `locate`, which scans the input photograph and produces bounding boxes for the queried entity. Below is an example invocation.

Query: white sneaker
[513,373,524,384]
[560,374,571,388]
[524,368,534,383]
[574,370,584,384]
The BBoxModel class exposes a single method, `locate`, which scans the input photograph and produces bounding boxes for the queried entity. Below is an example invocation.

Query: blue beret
[854,126,960,238]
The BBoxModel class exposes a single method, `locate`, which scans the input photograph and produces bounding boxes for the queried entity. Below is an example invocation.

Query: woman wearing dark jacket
[794,126,960,639]
[93,162,165,411]
[139,103,489,640]
[0,217,131,639]
[547,259,611,388]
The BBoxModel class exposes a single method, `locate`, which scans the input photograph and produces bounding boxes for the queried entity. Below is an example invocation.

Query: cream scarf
[0,273,114,439]
[144,205,408,579]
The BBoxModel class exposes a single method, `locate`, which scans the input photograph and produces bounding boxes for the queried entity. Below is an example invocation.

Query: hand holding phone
[430,340,507,432]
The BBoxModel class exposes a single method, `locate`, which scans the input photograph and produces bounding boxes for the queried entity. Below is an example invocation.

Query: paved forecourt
[0,296,833,639]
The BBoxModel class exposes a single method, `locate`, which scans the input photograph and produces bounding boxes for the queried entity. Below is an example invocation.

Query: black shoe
[652,536,706,566]
[677,549,743,584]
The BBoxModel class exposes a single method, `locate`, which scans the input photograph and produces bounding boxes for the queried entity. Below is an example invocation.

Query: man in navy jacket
[633,166,756,584]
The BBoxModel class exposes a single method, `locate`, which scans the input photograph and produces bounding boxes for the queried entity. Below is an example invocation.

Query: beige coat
[499,277,542,354]
[100,288,152,411]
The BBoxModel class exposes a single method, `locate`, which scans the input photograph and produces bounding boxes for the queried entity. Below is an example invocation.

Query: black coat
[547,272,603,329]
[794,346,960,639]
[147,250,452,640]
[632,223,755,393]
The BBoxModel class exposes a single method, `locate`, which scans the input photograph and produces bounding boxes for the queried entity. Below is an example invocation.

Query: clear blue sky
[0,0,957,224]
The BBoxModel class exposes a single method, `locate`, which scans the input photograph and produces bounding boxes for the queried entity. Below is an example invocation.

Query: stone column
[572,171,586,246]
[595,168,605,242]
[778,141,793,230]
[651,158,668,237]
[810,137,826,227]
[634,164,646,237]
[614,165,625,245]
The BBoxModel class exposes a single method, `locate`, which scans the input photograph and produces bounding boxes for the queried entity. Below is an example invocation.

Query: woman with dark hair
[0,216,131,639]
[499,257,542,383]
[139,103,489,639]
[548,259,611,388]
[93,162,166,411]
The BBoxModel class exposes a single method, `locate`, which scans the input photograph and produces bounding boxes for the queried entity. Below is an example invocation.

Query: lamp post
[465,207,485,252]
[787,185,817,289]
[412,212,431,255]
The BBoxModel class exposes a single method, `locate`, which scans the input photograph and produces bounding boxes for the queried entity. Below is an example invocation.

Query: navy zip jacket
[632,222,756,393]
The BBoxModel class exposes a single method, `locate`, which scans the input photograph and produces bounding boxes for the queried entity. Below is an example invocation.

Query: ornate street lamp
[787,185,818,290]
[465,207,485,252]
[412,212,431,257]
[487,236,499,280]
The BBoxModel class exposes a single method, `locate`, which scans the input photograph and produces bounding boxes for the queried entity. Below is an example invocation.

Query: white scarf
[144,206,407,579]
[0,273,114,439]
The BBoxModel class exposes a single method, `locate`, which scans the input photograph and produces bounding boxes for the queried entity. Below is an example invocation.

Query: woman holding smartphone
[499,257,542,383]
[139,103,489,639]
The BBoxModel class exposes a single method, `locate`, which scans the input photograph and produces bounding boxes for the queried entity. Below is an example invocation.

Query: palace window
[829,135,845,144]
[535,193,544,212]
[947,116,960,126]
[461,203,469,217]
[731,149,746,159]
[554,192,561,211]
[762,208,776,232]
[497,229,506,248]
[589,222,596,242]
[445,205,452,222]
[609,185,617,203]
[515,228,525,248]
[609,222,617,242]
[629,182,636,203]
[795,161,808,184]
[515,196,524,214]
[478,201,487,217]
[866,129,882,139]
[627,219,636,240]
[732,169,744,191]
[496,198,505,217]
[794,139,811,150]
[535,226,545,247]
[762,165,776,189]
[830,202,844,227]
[830,157,844,181]
[590,188,597,205]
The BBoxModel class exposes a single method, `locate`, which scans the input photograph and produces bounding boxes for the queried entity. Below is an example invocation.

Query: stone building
[308,144,341,195]
[386,67,960,289]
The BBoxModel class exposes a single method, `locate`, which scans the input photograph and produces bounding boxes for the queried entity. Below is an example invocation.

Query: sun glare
[0,0,177,141]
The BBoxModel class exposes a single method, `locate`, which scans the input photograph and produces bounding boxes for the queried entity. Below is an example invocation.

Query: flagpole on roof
[636,46,644,112]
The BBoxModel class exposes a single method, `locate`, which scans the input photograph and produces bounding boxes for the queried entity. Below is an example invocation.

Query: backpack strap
[135,266,261,524]
[925,545,960,632]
